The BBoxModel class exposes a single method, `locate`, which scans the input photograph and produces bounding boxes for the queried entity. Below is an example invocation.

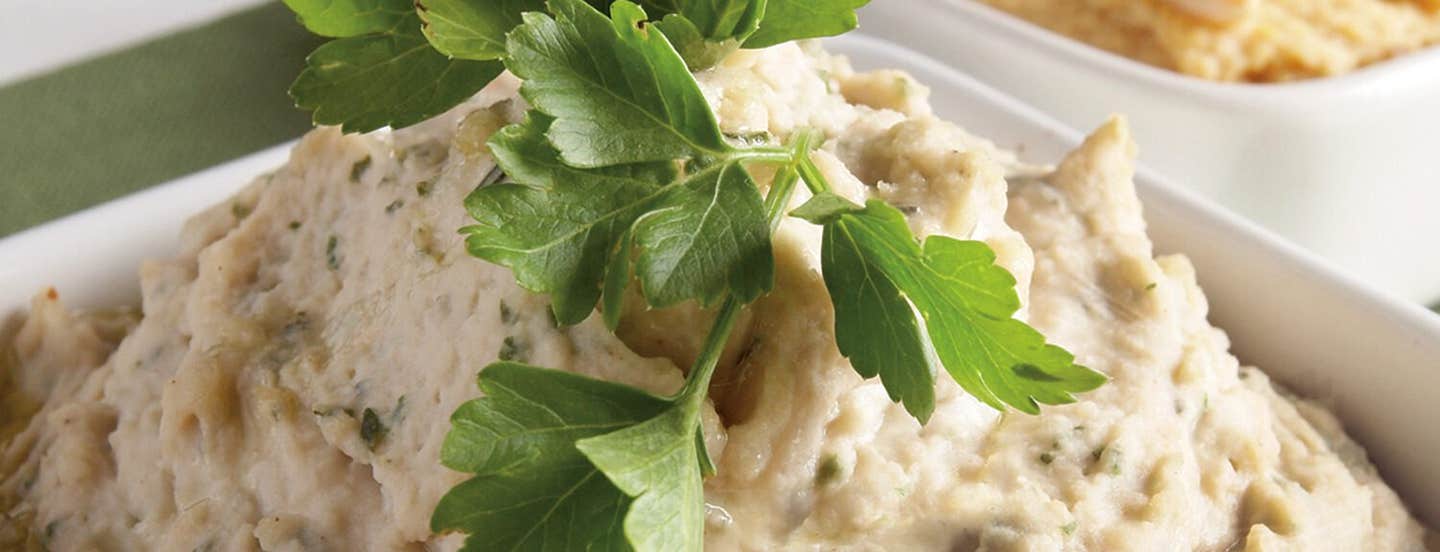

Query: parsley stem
[677,295,743,408]
[787,129,830,195]
[729,148,794,164]
[764,167,800,232]
[795,155,829,195]
[675,151,802,407]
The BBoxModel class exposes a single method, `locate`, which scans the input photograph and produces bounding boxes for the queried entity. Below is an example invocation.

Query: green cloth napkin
[0,2,320,238]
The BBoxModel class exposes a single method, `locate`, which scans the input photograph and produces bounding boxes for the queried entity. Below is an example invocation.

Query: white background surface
[0,0,267,85]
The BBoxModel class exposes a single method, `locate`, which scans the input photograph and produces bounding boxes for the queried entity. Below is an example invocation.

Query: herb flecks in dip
[0,44,1431,550]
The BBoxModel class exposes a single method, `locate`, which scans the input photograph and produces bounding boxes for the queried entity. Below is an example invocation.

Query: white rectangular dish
[1,32,1438,530]
[858,1,1440,304]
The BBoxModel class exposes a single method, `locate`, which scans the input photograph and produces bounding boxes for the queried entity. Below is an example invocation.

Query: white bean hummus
[0,43,1432,551]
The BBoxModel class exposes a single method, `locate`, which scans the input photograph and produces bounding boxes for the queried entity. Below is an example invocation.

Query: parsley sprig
[283,0,1104,549]
[287,0,870,133]
[792,192,1106,419]
[284,1,504,133]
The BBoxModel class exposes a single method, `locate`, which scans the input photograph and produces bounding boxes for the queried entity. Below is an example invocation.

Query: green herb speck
[350,156,372,182]
[1145,282,1158,291]
[499,301,518,324]
[282,312,310,340]
[894,76,911,97]
[289,221,302,231]
[360,408,386,450]
[416,180,433,197]
[499,336,527,362]
[392,395,408,424]
[326,236,340,271]
[385,199,405,214]
[312,407,354,418]
[1092,445,1121,475]
[231,203,252,220]
[1061,521,1078,535]
[815,454,843,486]
[815,68,835,93]
[1039,452,1055,465]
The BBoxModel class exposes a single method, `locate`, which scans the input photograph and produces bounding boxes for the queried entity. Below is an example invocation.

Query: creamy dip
[0,43,1432,550]
[978,0,1440,82]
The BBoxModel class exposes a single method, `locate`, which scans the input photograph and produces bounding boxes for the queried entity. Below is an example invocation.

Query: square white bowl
[1,33,1438,530]
[859,1,1440,304]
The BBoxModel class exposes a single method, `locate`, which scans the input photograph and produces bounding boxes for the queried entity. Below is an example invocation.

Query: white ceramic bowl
[1,33,1437,530]
[858,1,1440,304]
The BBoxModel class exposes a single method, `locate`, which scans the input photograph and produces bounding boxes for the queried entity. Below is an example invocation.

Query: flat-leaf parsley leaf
[289,13,504,133]
[463,113,772,323]
[416,0,546,59]
[745,0,869,48]
[283,0,413,37]
[431,362,668,551]
[795,196,1108,417]
[504,0,732,167]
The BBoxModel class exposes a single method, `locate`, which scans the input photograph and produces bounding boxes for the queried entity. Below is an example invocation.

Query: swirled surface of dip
[1,43,1432,550]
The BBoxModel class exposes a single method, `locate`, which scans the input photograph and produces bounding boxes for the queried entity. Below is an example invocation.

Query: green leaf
[464,115,770,325]
[289,14,504,133]
[505,0,731,167]
[415,0,766,69]
[693,428,716,476]
[639,0,764,39]
[435,363,666,476]
[646,0,765,69]
[417,0,546,59]
[576,405,706,552]
[602,229,633,330]
[790,191,863,225]
[822,208,935,421]
[431,363,670,551]
[433,301,740,551]
[821,200,1106,414]
[283,0,414,37]
[633,161,773,306]
[570,297,742,552]
[653,14,744,71]
[744,0,869,48]
[464,115,674,324]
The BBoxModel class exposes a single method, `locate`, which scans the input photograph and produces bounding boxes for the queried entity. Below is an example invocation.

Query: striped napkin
[0,2,318,238]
